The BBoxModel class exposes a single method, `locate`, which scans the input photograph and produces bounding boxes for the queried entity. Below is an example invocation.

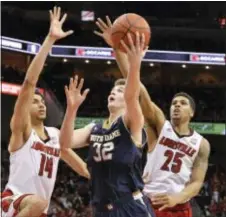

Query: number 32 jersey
[143,120,202,197]
[87,117,147,205]
[5,127,60,205]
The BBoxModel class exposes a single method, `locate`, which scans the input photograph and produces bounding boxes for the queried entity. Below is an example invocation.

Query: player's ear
[189,108,194,118]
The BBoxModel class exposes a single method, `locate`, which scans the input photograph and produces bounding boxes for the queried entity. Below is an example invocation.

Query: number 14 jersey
[5,127,60,208]
[143,120,202,197]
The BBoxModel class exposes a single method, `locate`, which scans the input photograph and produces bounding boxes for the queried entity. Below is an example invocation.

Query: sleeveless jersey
[87,117,147,205]
[5,127,61,212]
[143,120,202,197]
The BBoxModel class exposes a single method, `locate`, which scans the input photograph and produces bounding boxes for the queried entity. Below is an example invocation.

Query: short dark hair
[34,89,45,101]
[172,92,196,112]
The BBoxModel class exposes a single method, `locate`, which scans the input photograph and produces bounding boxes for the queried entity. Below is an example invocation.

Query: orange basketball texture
[111,13,151,52]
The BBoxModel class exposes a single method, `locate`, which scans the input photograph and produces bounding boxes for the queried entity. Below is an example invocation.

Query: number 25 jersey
[143,120,202,197]
[87,117,147,205]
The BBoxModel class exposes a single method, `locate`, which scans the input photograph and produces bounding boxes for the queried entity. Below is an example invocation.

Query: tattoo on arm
[193,138,210,176]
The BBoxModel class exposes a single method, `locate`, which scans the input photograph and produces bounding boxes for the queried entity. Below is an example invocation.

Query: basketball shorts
[93,192,156,217]
[153,202,192,217]
[1,189,47,217]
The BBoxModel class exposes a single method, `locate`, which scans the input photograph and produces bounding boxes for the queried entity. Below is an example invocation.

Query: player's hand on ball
[94,16,114,47]
[48,6,74,41]
[151,193,182,211]
[120,32,145,69]
[65,75,90,109]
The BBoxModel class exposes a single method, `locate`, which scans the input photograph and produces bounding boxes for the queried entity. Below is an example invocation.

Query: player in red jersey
[1,7,89,217]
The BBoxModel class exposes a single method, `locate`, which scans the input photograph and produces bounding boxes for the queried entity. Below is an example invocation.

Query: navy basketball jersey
[87,117,147,205]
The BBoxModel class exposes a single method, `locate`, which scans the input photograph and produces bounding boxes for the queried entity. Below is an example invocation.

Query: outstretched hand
[65,75,89,110]
[94,16,114,47]
[151,193,184,211]
[120,32,145,69]
[48,6,74,41]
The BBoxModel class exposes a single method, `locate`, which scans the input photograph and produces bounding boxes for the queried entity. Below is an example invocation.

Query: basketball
[111,13,151,52]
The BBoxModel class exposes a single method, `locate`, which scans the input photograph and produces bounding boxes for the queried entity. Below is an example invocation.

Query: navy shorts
[93,194,155,217]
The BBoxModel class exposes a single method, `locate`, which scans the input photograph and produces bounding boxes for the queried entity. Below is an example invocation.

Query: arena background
[1,2,226,217]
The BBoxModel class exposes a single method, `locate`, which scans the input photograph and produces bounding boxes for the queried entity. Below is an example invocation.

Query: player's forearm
[178,181,203,203]
[25,35,55,85]
[11,35,56,131]
[124,61,141,101]
[61,148,90,179]
[60,107,78,149]
[114,49,130,78]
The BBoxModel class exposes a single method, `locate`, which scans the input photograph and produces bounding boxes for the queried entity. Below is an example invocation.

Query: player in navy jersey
[94,16,210,217]
[59,32,155,217]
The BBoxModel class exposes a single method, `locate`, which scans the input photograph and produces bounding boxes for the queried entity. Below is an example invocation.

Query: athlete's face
[30,94,47,121]
[108,85,126,110]
[170,96,193,122]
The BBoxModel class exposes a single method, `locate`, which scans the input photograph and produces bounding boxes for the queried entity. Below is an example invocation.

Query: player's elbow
[190,180,204,196]
[194,181,203,194]
[59,137,71,149]
[81,164,90,179]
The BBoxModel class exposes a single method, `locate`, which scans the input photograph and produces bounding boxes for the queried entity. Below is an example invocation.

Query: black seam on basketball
[130,27,151,31]
[126,30,136,40]
[115,21,130,30]
[126,14,150,31]
[120,27,132,47]
[120,14,133,46]
[111,31,129,36]
[125,14,132,27]
[126,14,145,28]
[113,17,132,48]
[111,31,129,48]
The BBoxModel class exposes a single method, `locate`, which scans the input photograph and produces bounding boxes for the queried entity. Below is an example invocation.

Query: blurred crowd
[2,64,226,122]
[197,167,226,217]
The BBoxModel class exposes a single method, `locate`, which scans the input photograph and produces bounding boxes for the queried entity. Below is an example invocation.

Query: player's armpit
[178,138,210,203]
[140,84,165,136]
[60,148,90,179]
[146,125,158,152]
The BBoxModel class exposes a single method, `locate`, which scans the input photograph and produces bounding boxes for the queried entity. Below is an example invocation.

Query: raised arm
[119,33,145,145]
[9,7,73,152]
[59,76,93,149]
[94,16,165,136]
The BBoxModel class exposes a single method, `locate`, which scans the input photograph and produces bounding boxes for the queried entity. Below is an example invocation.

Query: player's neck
[31,120,45,134]
[171,120,191,136]
[109,110,123,125]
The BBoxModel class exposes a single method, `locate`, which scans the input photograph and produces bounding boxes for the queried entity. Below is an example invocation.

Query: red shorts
[152,202,192,217]
[1,189,47,217]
